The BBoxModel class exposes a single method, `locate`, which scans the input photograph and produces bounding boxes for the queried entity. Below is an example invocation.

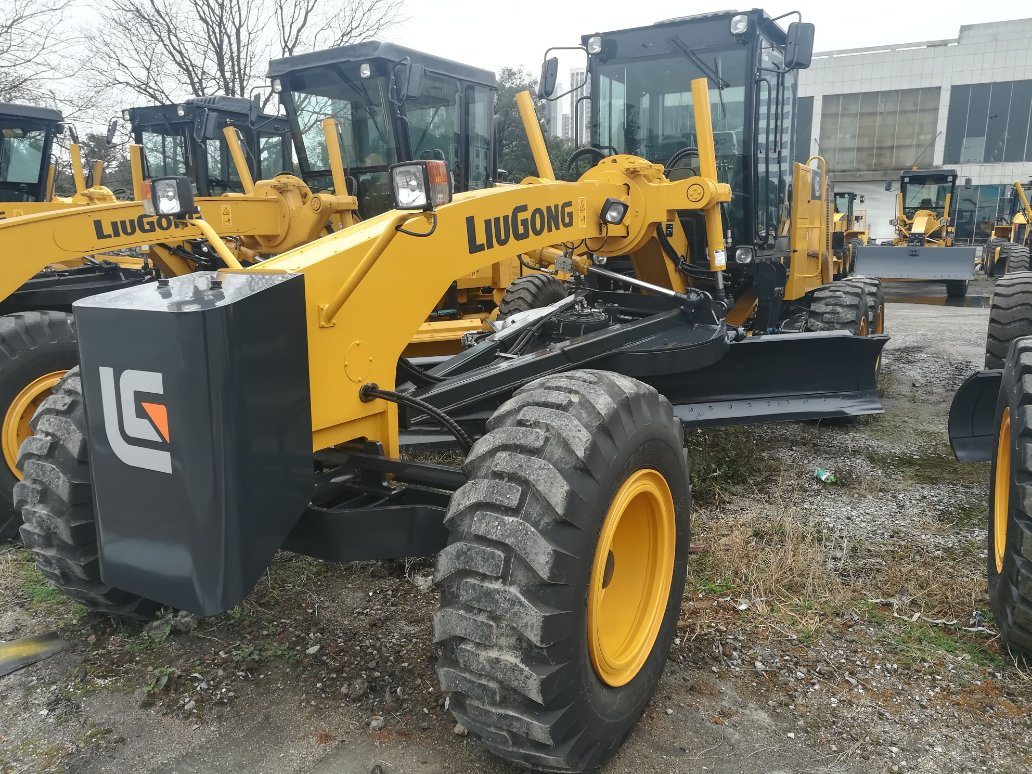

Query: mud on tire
[14,367,158,617]
[0,311,77,542]
[985,272,1032,370]
[497,274,567,319]
[433,369,690,771]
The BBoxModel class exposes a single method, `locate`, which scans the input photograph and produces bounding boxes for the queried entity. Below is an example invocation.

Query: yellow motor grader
[982,179,1032,275]
[855,168,976,297]
[15,10,886,773]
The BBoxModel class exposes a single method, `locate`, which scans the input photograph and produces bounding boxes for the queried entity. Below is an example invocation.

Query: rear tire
[985,272,1032,369]
[983,238,1004,276]
[14,367,159,617]
[0,311,77,542]
[988,339,1032,656]
[497,275,567,319]
[805,281,869,336]
[1003,243,1031,274]
[433,370,690,771]
[946,279,969,298]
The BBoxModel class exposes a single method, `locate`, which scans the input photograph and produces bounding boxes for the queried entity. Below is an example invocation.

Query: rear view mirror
[785,22,815,70]
[248,95,261,126]
[192,108,220,142]
[538,56,559,99]
[105,118,118,145]
[884,180,893,192]
[859,195,865,203]
[403,63,425,100]
[964,177,973,188]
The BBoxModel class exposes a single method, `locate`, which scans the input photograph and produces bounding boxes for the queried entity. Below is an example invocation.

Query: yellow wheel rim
[588,468,676,687]
[994,408,1012,575]
[2,371,64,479]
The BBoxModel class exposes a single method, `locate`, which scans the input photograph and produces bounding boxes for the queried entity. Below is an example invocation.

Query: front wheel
[805,281,870,336]
[433,370,690,771]
[15,367,159,617]
[988,339,1032,656]
[0,311,77,541]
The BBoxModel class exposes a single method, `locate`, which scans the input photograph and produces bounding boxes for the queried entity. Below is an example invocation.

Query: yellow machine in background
[855,168,976,297]
[831,189,869,275]
[982,179,1032,275]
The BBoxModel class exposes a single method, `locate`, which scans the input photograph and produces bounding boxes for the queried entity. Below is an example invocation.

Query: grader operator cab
[124,96,293,196]
[16,11,886,773]
[854,168,976,297]
[0,103,63,205]
[271,42,542,354]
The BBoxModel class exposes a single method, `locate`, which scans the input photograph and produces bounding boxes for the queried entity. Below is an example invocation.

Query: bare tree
[0,0,74,103]
[88,0,405,106]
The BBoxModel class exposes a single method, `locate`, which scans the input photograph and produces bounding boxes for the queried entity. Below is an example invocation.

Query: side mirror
[402,63,425,101]
[785,22,815,70]
[884,180,893,192]
[859,195,865,203]
[964,177,973,188]
[192,108,220,142]
[538,56,559,99]
[248,95,261,126]
[105,118,118,145]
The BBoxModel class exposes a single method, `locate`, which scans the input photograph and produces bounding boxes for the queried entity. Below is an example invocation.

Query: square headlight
[600,197,629,225]
[390,160,452,211]
[142,176,196,218]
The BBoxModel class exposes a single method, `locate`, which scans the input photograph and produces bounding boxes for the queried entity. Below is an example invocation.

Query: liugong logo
[98,367,171,474]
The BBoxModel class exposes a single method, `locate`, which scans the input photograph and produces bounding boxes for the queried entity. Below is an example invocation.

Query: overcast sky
[391,0,1025,76]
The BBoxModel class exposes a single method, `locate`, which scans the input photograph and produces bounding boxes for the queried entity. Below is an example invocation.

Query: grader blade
[854,244,976,280]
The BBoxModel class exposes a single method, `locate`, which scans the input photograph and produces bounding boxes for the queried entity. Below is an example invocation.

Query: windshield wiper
[668,37,729,90]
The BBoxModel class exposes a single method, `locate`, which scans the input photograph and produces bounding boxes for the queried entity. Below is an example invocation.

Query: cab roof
[584,8,788,49]
[901,169,959,179]
[0,102,63,124]
[267,41,496,89]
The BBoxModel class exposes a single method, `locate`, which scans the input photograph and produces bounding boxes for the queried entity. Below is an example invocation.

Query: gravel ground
[2,278,1031,774]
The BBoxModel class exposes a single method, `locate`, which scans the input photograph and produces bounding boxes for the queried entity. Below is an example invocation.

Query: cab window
[140,131,187,177]
[405,74,460,169]
[466,85,493,190]
[259,132,288,178]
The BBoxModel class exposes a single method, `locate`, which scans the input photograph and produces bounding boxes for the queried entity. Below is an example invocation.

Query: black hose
[398,357,443,386]
[360,383,473,453]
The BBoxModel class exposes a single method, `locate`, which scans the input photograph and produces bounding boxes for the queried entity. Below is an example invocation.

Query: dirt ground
[3,278,1031,774]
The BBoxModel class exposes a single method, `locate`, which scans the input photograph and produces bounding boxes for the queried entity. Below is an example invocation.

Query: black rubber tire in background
[988,338,1032,656]
[0,311,77,542]
[1003,243,1031,274]
[15,367,159,617]
[983,238,1004,276]
[845,275,885,334]
[985,272,1032,369]
[946,279,969,299]
[497,274,567,319]
[847,237,863,276]
[804,281,869,335]
[433,370,690,772]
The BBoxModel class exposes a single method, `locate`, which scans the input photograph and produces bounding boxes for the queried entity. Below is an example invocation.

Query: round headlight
[175,105,186,117]
[359,63,372,78]
[271,78,282,94]
[586,35,603,54]
[734,246,754,264]
[730,14,749,35]
[121,109,131,121]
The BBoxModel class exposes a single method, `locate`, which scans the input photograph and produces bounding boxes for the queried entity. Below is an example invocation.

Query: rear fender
[949,370,1001,462]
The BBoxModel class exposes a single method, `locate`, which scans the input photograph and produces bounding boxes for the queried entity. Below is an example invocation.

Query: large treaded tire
[433,370,690,772]
[497,274,567,319]
[1003,243,1031,274]
[989,339,1032,656]
[845,275,885,334]
[804,281,869,335]
[0,311,77,542]
[983,238,1004,276]
[985,272,1032,370]
[14,367,158,617]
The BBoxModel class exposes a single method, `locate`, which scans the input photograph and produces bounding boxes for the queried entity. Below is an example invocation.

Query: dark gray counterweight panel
[74,272,313,616]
